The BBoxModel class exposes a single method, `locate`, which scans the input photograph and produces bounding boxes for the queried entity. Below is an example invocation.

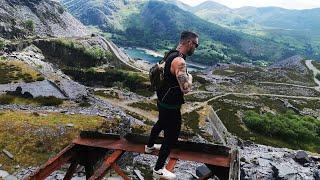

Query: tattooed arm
[171,57,193,94]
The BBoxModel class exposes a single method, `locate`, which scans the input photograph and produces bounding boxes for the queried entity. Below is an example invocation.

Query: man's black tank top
[156,50,186,106]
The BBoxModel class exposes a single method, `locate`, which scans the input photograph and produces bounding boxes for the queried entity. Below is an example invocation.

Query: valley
[0,0,319,179]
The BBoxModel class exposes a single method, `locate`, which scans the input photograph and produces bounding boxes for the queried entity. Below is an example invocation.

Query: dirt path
[258,82,317,89]
[305,60,320,92]
[97,96,158,121]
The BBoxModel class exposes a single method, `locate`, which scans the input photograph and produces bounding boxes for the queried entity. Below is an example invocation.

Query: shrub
[24,20,35,32]
[243,110,320,144]
[84,46,107,60]
[0,95,14,105]
[35,96,63,106]
[57,6,65,14]
[79,101,91,107]
[316,73,320,81]
[36,76,45,81]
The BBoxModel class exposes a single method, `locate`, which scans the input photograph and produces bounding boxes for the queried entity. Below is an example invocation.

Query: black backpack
[149,50,178,91]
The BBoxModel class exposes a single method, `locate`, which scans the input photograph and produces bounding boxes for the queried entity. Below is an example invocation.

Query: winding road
[305,60,320,92]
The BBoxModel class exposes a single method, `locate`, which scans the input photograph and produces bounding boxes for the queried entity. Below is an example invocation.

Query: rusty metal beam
[73,138,230,167]
[166,158,178,172]
[32,132,238,179]
[228,149,240,180]
[111,163,129,180]
[27,144,75,180]
[88,150,124,180]
[159,158,179,180]
[63,162,78,180]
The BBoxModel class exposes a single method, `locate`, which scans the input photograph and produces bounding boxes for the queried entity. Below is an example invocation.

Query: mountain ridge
[61,0,308,65]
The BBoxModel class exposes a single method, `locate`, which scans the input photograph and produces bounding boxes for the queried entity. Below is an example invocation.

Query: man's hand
[171,57,192,94]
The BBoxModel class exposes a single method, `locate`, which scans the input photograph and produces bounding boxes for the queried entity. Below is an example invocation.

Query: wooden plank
[27,144,75,180]
[111,163,129,180]
[88,150,124,180]
[228,149,240,180]
[63,162,78,180]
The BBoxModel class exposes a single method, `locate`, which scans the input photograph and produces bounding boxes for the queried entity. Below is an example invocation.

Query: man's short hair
[180,31,198,43]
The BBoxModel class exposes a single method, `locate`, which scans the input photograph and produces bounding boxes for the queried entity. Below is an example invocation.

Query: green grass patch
[244,110,320,152]
[0,61,43,84]
[0,94,63,106]
[53,39,116,65]
[288,99,320,110]
[192,74,210,91]
[212,65,261,76]
[208,94,320,152]
[64,68,152,97]
[94,90,119,99]
[128,101,157,112]
[213,63,316,86]
[182,110,201,134]
[0,111,105,172]
[23,20,35,32]
[125,110,155,126]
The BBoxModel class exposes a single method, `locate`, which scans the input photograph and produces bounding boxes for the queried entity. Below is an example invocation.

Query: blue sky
[179,0,320,9]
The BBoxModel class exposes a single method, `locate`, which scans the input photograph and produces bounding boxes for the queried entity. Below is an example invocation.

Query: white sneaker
[153,167,176,180]
[145,144,162,153]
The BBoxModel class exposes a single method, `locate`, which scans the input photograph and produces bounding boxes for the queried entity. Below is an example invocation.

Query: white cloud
[179,0,320,9]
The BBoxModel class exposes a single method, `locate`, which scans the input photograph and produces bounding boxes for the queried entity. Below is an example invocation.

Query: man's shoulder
[172,56,185,65]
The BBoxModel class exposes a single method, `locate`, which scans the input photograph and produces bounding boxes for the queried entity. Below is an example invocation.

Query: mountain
[189,1,320,61]
[0,0,89,39]
[190,1,254,29]
[235,7,320,34]
[62,0,311,65]
[161,0,191,11]
[192,1,320,35]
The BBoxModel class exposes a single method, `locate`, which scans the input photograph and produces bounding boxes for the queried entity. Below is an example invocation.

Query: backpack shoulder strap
[159,49,179,64]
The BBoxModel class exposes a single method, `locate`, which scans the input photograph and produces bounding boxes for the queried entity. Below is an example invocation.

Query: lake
[121,47,206,71]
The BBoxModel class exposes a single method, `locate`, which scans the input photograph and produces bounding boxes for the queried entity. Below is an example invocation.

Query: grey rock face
[269,55,307,74]
[241,144,317,180]
[0,0,89,39]
[0,80,67,99]
[8,45,89,100]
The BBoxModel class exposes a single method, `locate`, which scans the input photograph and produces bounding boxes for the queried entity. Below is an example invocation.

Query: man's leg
[147,106,165,147]
[154,108,181,170]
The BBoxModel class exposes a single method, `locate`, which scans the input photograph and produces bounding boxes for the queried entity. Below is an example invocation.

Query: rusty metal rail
[27,131,240,180]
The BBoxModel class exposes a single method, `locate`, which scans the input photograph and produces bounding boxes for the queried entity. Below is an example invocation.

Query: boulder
[315,170,320,180]
[4,175,18,180]
[295,151,310,164]
[0,170,9,178]
[271,162,298,179]
[196,165,212,178]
